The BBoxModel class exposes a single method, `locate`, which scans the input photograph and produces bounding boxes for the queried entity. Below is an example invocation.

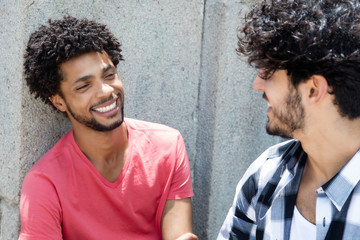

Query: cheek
[116,83,124,92]
[115,84,124,97]
[113,78,124,88]
[70,94,93,111]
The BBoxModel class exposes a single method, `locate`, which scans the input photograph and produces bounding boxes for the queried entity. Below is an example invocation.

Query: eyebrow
[102,64,115,73]
[72,64,115,85]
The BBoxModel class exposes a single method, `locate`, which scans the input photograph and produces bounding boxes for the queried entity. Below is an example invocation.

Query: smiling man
[19,16,197,240]
[218,0,360,239]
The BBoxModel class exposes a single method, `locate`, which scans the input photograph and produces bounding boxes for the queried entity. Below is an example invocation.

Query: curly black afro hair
[238,0,360,119]
[24,16,123,107]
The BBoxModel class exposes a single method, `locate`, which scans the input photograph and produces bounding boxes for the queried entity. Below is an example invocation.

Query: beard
[265,88,305,138]
[65,93,124,132]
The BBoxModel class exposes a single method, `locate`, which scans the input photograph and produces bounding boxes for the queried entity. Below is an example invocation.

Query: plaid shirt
[217,140,360,240]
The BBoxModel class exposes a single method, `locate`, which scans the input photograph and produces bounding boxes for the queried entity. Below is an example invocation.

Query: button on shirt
[217,140,360,240]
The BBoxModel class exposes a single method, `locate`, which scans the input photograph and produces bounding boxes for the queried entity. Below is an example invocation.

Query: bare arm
[161,198,198,240]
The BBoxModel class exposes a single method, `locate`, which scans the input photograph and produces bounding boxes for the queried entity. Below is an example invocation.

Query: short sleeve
[19,171,63,240]
[167,133,194,199]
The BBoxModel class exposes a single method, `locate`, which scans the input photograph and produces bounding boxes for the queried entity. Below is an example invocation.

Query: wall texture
[0,0,281,239]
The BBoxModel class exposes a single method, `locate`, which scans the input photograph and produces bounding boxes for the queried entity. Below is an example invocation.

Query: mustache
[90,92,122,109]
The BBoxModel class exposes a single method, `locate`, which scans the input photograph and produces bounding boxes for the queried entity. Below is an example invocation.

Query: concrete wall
[0,0,281,239]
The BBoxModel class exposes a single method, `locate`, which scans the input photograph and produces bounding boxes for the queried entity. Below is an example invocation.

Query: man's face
[253,70,305,138]
[54,51,124,132]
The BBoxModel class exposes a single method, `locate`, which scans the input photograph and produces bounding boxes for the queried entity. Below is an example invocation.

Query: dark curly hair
[24,16,123,107]
[238,0,360,119]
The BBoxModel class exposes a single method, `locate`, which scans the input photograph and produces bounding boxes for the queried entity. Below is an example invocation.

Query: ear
[306,75,329,105]
[49,94,67,112]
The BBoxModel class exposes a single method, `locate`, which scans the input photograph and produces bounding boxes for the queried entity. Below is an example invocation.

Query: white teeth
[94,101,117,113]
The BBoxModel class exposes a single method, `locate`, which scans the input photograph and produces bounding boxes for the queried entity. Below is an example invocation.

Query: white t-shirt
[290,206,316,240]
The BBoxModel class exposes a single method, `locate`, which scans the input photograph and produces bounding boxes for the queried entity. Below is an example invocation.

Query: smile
[92,98,118,113]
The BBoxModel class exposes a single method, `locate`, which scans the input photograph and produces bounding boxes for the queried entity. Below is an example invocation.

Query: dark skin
[51,51,127,182]
[50,51,197,239]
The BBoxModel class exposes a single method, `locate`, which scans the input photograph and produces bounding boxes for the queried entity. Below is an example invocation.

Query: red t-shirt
[19,118,194,240]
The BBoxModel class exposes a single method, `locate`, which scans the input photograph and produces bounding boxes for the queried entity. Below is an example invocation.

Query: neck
[72,121,128,165]
[296,116,360,183]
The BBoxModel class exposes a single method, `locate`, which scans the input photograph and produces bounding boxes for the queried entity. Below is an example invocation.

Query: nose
[96,82,114,98]
[252,74,265,91]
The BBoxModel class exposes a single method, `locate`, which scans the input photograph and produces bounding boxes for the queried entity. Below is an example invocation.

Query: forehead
[59,51,114,82]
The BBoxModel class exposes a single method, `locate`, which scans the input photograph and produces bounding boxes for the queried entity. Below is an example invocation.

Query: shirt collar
[258,140,306,219]
[322,149,360,211]
[267,140,304,172]
[282,140,306,176]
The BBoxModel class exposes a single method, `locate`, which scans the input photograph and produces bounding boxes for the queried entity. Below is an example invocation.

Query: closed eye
[76,84,89,91]
[105,72,116,80]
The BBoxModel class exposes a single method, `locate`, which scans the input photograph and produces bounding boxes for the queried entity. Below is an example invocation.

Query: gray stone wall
[0,0,281,239]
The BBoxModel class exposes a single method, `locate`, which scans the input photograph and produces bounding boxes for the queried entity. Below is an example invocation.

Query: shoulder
[125,118,179,133]
[237,139,300,199]
[125,118,183,143]
[26,130,75,176]
[248,139,298,174]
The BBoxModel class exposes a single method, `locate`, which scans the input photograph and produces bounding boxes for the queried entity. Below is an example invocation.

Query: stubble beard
[266,88,305,139]
[65,93,124,132]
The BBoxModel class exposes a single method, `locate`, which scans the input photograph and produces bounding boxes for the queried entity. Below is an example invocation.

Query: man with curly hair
[19,16,197,240]
[218,0,360,239]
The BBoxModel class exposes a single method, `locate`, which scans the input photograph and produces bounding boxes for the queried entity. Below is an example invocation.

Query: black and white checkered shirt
[218,140,360,240]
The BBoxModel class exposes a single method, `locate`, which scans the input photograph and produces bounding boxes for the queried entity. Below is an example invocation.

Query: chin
[98,119,124,132]
[85,116,124,132]
[266,123,292,139]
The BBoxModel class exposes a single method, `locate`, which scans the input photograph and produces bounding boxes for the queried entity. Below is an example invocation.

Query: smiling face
[253,70,305,138]
[51,51,124,132]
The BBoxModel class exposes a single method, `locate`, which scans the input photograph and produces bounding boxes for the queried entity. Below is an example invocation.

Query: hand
[175,232,198,240]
